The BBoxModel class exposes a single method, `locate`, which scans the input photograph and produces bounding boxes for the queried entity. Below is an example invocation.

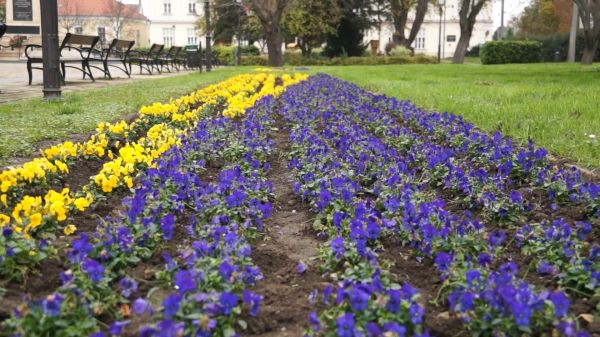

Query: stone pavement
[0,60,199,103]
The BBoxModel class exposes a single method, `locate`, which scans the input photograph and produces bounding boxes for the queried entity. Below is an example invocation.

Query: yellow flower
[63,224,77,235]
[73,197,91,212]
[29,212,42,229]
[0,214,10,227]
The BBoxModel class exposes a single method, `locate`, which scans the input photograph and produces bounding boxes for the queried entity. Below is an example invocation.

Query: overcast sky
[492,0,530,28]
[119,0,532,32]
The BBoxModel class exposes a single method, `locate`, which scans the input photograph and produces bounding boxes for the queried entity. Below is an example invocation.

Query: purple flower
[119,277,138,298]
[162,293,182,318]
[386,289,401,313]
[219,291,238,315]
[242,290,262,316]
[366,221,380,240]
[297,261,307,274]
[225,189,246,208]
[174,270,196,294]
[349,285,370,311]
[309,311,321,331]
[109,320,130,336]
[41,293,63,317]
[133,298,152,315]
[81,259,104,283]
[434,252,453,272]
[409,303,424,324]
[160,214,175,240]
[219,261,235,281]
[385,195,400,213]
[68,234,93,263]
[336,313,355,337]
[489,230,505,247]
[477,253,492,267]
[331,237,345,259]
[549,291,570,318]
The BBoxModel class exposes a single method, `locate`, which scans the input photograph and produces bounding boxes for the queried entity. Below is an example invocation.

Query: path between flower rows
[243,118,324,337]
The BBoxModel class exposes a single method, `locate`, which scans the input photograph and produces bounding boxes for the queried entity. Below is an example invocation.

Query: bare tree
[58,0,83,33]
[244,0,293,66]
[108,0,130,40]
[574,0,600,64]
[452,0,488,63]
[389,0,429,51]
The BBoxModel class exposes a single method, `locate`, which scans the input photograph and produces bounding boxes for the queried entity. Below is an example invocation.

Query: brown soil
[381,242,465,337]
[243,118,325,337]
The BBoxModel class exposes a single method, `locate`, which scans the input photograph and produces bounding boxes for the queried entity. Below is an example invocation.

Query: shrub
[525,33,600,62]
[213,45,261,65]
[466,45,481,57]
[480,40,543,64]
[241,55,268,66]
[389,45,412,57]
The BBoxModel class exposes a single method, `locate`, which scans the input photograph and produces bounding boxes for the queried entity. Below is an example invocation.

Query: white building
[365,0,494,58]
[121,0,203,47]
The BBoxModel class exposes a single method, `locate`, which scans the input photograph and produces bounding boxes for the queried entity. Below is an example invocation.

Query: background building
[365,0,494,57]
[57,0,149,48]
[133,0,202,47]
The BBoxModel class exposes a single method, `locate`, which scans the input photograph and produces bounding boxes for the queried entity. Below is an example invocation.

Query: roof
[57,0,147,21]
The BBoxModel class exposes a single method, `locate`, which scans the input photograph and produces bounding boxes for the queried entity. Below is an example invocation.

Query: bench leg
[104,61,112,80]
[61,62,66,81]
[27,61,33,85]
[122,61,131,78]
[86,62,95,82]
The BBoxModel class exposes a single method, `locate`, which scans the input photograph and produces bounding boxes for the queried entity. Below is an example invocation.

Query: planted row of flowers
[0,73,305,284]
[3,72,308,336]
[278,74,591,336]
[326,77,600,313]
[280,78,429,337]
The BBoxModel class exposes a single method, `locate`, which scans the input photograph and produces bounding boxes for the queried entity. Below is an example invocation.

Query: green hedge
[213,45,260,65]
[480,40,543,64]
[281,53,437,66]
[526,33,600,62]
[238,54,437,66]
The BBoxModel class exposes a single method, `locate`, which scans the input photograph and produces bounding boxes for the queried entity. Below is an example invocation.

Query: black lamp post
[40,0,62,99]
[204,0,212,72]
[437,0,445,63]
[236,0,242,66]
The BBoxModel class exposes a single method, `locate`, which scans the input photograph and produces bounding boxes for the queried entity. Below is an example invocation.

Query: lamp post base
[43,88,62,101]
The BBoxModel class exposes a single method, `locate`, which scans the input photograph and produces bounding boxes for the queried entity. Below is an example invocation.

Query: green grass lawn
[310,63,600,170]
[0,67,250,166]
[2,63,599,170]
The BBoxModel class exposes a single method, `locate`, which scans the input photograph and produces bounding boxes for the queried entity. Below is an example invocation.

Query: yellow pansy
[63,224,77,235]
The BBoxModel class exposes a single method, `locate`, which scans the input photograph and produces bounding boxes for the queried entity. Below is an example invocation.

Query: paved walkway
[0,60,199,103]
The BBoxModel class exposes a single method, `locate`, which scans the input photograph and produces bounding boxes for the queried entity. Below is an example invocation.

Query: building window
[187,28,198,45]
[446,35,456,42]
[97,27,106,44]
[163,0,172,14]
[189,2,196,14]
[74,26,83,34]
[163,27,174,46]
[414,29,425,50]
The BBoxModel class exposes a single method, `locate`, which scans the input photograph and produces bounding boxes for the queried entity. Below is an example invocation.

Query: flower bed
[0,72,598,336]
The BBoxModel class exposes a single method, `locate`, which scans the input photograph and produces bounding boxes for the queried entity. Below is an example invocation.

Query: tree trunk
[452,30,471,63]
[581,35,599,64]
[265,31,283,66]
[390,0,409,45]
[402,0,429,49]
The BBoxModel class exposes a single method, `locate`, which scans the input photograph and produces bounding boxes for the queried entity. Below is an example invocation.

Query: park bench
[0,24,9,51]
[88,38,135,79]
[127,43,164,75]
[25,33,100,85]
[159,46,183,72]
